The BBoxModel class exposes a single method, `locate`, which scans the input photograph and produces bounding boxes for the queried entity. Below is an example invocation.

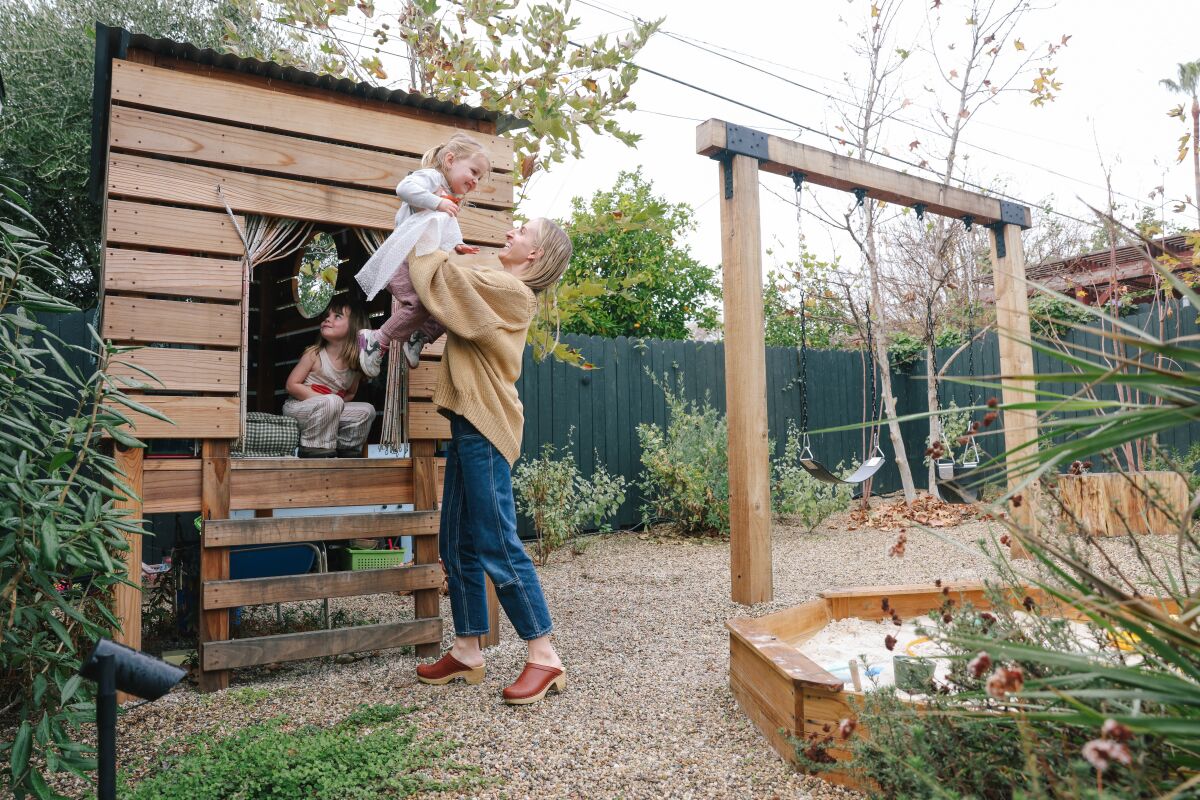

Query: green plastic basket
[339,547,411,571]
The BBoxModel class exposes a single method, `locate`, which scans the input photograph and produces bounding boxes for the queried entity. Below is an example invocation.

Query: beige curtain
[219,188,312,443]
[356,228,407,453]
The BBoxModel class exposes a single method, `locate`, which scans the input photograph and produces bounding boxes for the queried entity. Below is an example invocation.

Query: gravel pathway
[55,511,1166,799]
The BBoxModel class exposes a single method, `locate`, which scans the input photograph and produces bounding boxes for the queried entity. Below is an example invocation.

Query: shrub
[513,433,626,565]
[636,378,730,535]
[771,421,853,531]
[120,704,478,799]
[637,376,853,536]
[0,176,153,796]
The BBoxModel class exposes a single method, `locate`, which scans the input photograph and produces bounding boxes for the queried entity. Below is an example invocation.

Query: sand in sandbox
[801,617,947,693]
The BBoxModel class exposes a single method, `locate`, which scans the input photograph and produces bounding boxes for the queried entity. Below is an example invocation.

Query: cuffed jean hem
[518,626,554,641]
[454,628,491,637]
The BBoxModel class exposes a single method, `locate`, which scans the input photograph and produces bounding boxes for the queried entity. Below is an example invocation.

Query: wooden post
[481,579,500,649]
[718,154,773,604]
[199,439,232,691]
[112,444,144,703]
[989,223,1036,556]
[411,440,441,658]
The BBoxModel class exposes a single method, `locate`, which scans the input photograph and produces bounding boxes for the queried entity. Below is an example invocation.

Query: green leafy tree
[561,169,720,340]
[763,251,852,348]
[0,0,308,307]
[235,0,660,196]
[1162,59,1200,230]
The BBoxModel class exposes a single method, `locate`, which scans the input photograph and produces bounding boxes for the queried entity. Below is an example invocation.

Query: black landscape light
[78,638,187,800]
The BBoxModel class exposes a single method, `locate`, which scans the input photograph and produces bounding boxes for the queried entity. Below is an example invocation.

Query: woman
[407,218,573,705]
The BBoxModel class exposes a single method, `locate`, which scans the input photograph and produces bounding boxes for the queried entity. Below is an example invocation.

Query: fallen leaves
[846,495,976,532]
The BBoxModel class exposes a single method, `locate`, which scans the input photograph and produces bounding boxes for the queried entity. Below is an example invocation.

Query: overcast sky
[357,0,1200,275]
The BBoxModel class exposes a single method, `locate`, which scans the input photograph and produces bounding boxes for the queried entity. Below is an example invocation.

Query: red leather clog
[502,663,566,705]
[416,652,484,685]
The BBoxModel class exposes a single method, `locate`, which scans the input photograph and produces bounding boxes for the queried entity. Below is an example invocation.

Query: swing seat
[799,454,886,486]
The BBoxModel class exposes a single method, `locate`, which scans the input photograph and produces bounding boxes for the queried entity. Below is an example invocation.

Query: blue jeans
[439,413,553,641]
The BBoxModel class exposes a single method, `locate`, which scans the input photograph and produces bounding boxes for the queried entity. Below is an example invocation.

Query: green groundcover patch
[120,704,480,799]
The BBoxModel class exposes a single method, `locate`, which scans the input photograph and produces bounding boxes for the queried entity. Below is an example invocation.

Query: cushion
[232,412,300,458]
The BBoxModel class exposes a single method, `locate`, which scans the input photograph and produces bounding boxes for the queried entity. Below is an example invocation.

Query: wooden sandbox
[727,582,1001,789]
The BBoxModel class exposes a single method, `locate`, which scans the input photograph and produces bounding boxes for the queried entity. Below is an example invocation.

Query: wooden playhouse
[90,25,516,690]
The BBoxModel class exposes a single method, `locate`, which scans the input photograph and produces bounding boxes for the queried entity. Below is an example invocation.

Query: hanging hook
[961,214,974,231]
[852,187,868,207]
[913,203,927,220]
[790,171,807,191]
[800,431,815,461]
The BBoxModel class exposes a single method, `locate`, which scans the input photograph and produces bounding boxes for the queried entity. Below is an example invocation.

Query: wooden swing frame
[696,119,1038,604]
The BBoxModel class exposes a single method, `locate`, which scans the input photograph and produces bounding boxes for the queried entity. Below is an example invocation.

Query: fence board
[204,509,440,547]
[108,395,240,439]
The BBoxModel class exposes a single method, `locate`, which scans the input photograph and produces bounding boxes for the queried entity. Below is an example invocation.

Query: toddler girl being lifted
[355,132,489,376]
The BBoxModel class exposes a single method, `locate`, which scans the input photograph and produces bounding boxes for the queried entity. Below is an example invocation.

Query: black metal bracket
[852,187,868,207]
[711,123,770,200]
[724,122,770,161]
[998,199,1031,229]
[961,214,974,231]
[990,223,1007,259]
[913,203,927,220]
[790,171,807,191]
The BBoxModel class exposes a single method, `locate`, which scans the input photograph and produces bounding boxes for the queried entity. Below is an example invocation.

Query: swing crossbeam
[697,119,1031,228]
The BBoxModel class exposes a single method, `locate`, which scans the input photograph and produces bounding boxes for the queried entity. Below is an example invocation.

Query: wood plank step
[202,618,442,670]
[203,563,442,609]
[203,510,440,548]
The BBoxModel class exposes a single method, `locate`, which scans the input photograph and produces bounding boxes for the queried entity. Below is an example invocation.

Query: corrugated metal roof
[89,23,524,202]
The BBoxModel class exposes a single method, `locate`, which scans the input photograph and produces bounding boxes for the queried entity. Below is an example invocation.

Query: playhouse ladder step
[203,563,443,609]
[202,618,442,671]
[202,509,439,548]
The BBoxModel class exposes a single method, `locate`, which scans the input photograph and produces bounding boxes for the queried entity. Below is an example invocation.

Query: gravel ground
[53,510,1167,799]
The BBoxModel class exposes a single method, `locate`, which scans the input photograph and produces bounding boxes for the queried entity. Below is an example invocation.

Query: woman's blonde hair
[519,218,573,294]
[305,300,371,374]
[421,132,492,185]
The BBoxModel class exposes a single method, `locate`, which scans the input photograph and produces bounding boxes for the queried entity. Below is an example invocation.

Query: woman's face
[444,152,488,197]
[320,306,351,341]
[499,220,544,274]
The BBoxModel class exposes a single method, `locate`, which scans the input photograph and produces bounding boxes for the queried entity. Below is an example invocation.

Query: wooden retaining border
[728,582,1018,790]
[728,582,1180,789]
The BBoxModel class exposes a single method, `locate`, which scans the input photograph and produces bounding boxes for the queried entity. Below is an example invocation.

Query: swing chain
[793,171,809,436]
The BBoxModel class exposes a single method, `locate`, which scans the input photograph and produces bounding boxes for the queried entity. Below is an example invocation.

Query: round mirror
[293,232,342,319]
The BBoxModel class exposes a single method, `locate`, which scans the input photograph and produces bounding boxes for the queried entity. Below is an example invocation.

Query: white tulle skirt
[355,209,464,300]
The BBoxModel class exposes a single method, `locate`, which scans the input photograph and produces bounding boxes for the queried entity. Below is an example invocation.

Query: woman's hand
[437,198,460,217]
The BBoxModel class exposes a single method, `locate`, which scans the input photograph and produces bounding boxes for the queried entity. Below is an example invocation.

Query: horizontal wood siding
[109,107,513,206]
[108,395,240,438]
[102,295,239,347]
[110,59,513,171]
[107,153,509,245]
[107,348,240,393]
[105,199,244,255]
[408,401,451,439]
[103,248,242,300]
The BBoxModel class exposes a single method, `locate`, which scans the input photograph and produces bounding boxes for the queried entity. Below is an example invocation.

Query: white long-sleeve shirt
[355,168,465,300]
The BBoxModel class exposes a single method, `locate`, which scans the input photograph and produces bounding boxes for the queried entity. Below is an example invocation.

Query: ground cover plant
[119,703,478,799]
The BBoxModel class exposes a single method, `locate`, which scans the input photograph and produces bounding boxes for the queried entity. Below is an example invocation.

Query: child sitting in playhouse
[282,300,375,458]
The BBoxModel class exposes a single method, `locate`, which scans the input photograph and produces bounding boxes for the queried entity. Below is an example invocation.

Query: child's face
[444,152,488,197]
[320,307,351,341]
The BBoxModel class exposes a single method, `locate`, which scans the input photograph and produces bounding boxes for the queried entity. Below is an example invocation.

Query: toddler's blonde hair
[421,133,492,186]
[305,300,371,374]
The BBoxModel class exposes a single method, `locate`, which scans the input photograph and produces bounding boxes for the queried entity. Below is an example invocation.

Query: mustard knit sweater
[409,250,537,466]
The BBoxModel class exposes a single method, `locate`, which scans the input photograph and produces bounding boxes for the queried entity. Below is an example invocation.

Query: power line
[573,0,1147,208]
